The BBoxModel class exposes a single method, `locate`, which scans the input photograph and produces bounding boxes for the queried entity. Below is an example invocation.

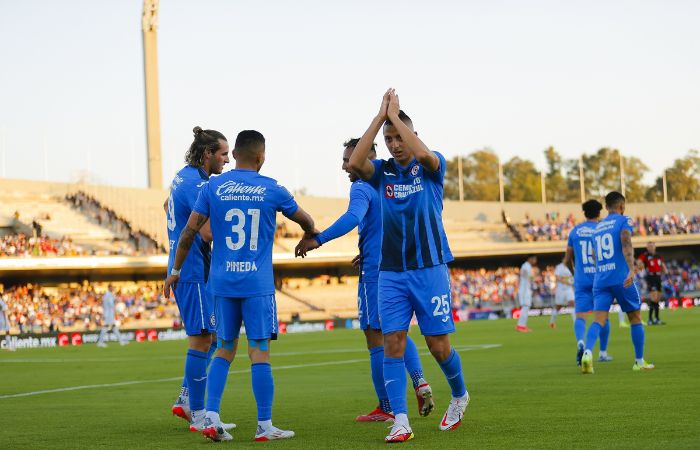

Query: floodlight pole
[142,0,163,189]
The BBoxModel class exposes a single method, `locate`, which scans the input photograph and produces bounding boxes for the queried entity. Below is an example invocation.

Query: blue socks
[599,319,610,352]
[369,346,390,410]
[574,317,586,343]
[631,323,645,360]
[383,357,408,415]
[585,321,603,352]
[439,348,467,398]
[205,357,231,413]
[403,337,425,389]
[251,363,274,421]
[185,349,209,411]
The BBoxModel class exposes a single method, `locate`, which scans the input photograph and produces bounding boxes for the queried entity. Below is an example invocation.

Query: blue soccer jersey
[368,152,453,272]
[567,221,597,289]
[167,165,211,282]
[354,181,381,281]
[193,169,299,298]
[592,213,635,288]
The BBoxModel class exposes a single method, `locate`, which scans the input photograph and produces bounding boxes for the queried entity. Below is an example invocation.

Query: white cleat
[385,422,414,443]
[190,414,236,432]
[439,393,470,431]
[254,425,295,442]
[96,342,108,348]
[202,416,233,442]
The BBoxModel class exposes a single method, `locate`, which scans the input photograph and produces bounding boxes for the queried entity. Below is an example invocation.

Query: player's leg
[171,282,212,424]
[619,284,655,371]
[581,287,613,374]
[573,287,592,366]
[549,292,562,328]
[409,264,468,431]
[202,296,241,441]
[356,281,393,421]
[243,294,294,442]
[96,324,108,347]
[516,289,532,331]
[112,324,125,345]
[379,270,414,442]
[597,319,613,362]
[404,335,434,417]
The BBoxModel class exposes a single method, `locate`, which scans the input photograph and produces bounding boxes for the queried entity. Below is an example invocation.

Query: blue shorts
[214,295,278,342]
[378,264,455,336]
[574,285,594,313]
[358,281,381,330]
[593,282,642,313]
[173,282,216,336]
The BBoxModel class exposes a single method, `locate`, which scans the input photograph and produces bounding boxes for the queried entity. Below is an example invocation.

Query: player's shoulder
[351,179,376,195]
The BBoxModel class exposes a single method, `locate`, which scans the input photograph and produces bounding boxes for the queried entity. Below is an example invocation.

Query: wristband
[170,268,181,276]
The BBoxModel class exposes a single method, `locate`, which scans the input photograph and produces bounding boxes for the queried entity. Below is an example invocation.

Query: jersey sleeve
[424,151,447,183]
[275,183,299,217]
[621,215,635,235]
[368,159,383,189]
[315,183,370,245]
[192,182,211,217]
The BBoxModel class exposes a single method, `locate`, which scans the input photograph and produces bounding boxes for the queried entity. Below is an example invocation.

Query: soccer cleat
[632,360,655,371]
[191,418,236,432]
[96,342,108,348]
[619,320,630,328]
[576,342,584,366]
[385,423,414,443]
[202,417,233,442]
[515,325,533,333]
[549,322,556,329]
[172,397,191,423]
[356,407,395,422]
[254,425,295,441]
[415,382,435,417]
[439,393,470,431]
[581,352,594,374]
[598,354,614,362]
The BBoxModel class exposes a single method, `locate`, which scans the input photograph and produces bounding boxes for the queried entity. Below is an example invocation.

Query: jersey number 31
[225,208,261,251]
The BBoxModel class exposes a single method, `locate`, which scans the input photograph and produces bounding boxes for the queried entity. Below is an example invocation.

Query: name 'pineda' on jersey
[226,261,258,272]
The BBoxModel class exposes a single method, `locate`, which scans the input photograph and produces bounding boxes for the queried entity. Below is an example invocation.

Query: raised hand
[387,89,400,118]
[295,237,320,258]
[378,88,392,120]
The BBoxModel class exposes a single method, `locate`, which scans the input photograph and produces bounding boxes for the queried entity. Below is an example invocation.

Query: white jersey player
[550,259,575,328]
[0,296,10,334]
[97,285,126,347]
[516,255,537,332]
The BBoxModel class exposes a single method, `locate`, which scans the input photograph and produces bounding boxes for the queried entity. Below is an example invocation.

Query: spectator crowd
[66,192,165,254]
[0,234,90,257]
[512,211,700,242]
[0,282,177,334]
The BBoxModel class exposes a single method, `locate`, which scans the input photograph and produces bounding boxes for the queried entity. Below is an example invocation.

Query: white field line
[0,344,500,364]
[0,344,500,399]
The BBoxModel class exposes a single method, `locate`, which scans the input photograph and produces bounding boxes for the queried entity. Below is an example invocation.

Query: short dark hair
[605,191,625,208]
[185,126,227,166]
[383,110,413,128]
[234,130,265,154]
[343,138,376,153]
[582,199,603,219]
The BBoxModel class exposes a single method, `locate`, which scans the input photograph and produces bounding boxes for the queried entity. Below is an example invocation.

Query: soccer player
[637,241,667,325]
[348,89,468,443]
[564,200,612,366]
[96,284,126,347]
[0,295,9,335]
[516,255,537,332]
[166,126,235,431]
[580,192,655,374]
[295,138,434,422]
[550,257,574,329]
[165,130,317,442]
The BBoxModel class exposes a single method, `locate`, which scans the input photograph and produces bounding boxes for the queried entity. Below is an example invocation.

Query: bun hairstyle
[185,126,227,166]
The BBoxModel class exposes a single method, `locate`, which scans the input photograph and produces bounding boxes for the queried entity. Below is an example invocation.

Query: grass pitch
[2,310,700,449]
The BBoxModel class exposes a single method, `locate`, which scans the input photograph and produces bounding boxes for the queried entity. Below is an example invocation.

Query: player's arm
[286,207,317,238]
[199,220,213,243]
[164,212,208,297]
[348,89,391,180]
[386,90,440,172]
[563,246,575,274]
[621,229,635,287]
[295,187,370,257]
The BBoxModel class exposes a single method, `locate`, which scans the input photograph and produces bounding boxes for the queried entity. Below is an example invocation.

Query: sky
[1,0,698,198]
